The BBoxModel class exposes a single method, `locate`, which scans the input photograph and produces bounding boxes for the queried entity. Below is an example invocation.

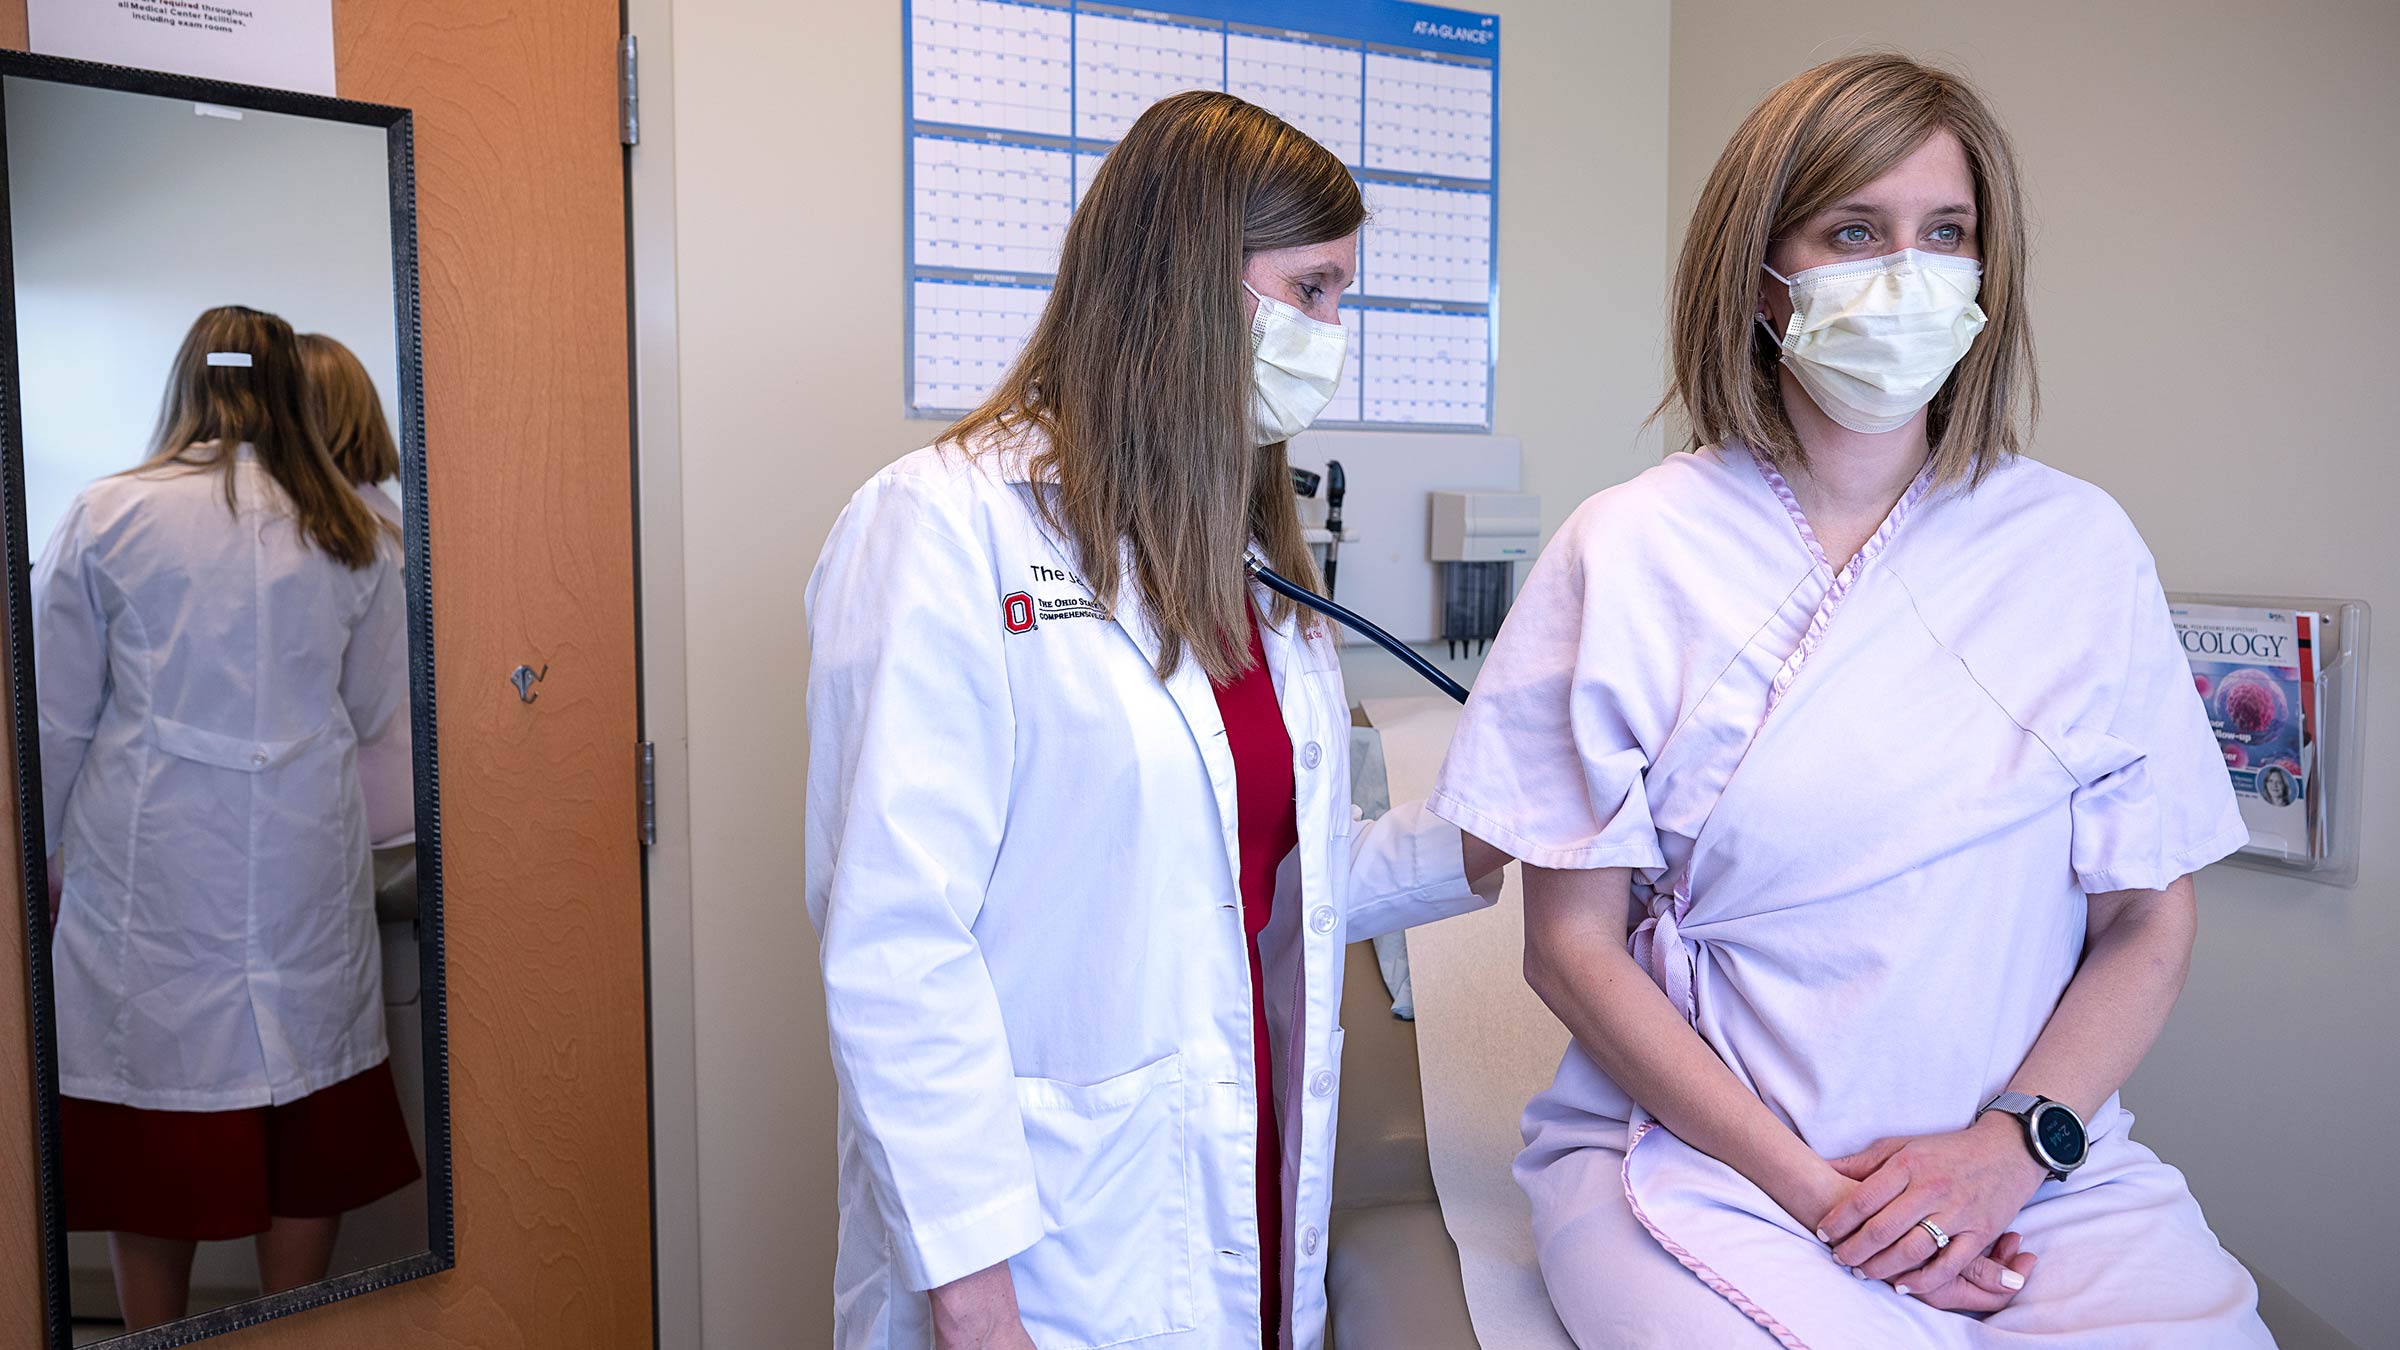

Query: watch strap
[1982,1090,2041,1117]
[1982,1090,2078,1180]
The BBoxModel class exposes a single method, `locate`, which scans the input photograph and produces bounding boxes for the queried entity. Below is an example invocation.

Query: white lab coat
[34,447,407,1111]
[805,434,1499,1350]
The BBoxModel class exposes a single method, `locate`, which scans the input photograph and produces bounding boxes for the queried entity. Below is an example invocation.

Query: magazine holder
[2170,592,2370,887]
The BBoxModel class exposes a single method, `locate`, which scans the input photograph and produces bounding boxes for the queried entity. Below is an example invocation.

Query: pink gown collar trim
[1749,452,1935,717]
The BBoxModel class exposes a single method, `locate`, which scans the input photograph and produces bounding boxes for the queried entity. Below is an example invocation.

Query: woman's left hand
[1815,1112,2051,1287]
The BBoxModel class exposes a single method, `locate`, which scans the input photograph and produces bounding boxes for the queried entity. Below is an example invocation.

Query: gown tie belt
[1628,870,1700,1024]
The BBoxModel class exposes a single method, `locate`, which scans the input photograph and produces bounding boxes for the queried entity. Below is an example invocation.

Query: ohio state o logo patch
[1002,591,1037,633]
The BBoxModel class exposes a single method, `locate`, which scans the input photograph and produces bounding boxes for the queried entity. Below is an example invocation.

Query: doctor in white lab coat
[34,306,414,1328]
[806,93,1504,1350]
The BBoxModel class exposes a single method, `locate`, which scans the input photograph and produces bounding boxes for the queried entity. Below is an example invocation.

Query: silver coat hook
[510,663,549,704]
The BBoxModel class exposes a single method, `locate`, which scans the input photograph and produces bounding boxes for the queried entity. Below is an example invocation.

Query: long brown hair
[297,331,400,486]
[139,306,383,569]
[944,91,1363,682]
[1660,53,2037,486]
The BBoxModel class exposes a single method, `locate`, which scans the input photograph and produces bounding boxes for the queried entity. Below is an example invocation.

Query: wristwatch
[1978,1091,2088,1181]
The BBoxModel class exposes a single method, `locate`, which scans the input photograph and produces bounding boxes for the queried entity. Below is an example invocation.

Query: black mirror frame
[0,48,450,1349]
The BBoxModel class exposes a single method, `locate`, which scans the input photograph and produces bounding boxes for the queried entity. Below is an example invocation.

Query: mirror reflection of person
[297,332,413,856]
[32,306,421,1331]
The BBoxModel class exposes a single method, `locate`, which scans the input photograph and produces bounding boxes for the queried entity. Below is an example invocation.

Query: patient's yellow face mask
[1758,248,1987,435]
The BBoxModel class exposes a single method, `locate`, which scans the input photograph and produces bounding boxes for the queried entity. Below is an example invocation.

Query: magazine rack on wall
[2169,592,2370,888]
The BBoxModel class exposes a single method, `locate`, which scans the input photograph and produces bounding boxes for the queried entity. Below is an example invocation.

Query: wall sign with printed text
[28,0,337,96]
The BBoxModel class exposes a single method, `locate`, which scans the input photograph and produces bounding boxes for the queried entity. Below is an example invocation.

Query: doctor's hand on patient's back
[930,1262,1038,1350]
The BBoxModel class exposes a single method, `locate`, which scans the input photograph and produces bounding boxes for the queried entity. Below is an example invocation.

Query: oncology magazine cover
[2170,603,2313,860]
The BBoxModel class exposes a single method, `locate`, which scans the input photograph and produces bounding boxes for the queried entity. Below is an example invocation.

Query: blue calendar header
[1124,0,1498,60]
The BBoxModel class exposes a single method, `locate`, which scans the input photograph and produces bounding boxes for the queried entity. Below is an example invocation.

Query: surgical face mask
[1244,281,1348,445]
[1757,249,1987,435]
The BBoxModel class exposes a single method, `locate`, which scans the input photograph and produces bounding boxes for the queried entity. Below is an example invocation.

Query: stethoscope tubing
[1246,559,1471,705]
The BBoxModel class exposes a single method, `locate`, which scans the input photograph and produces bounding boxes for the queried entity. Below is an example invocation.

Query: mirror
[0,54,448,1347]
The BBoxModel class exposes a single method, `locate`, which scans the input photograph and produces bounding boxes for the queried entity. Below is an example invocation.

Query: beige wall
[651,1,1670,1343]
[1663,4,2397,1344]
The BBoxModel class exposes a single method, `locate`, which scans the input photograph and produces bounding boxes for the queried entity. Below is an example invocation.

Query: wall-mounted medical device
[1429,491,1538,658]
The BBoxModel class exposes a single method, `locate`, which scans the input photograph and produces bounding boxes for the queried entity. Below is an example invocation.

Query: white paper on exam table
[1361,695,1576,1349]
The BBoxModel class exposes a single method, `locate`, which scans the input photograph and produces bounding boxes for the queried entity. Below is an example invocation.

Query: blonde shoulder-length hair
[298,332,400,487]
[943,90,1363,683]
[1661,53,2037,487]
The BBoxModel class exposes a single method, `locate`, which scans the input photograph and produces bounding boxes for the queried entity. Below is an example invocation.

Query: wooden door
[0,3,654,1346]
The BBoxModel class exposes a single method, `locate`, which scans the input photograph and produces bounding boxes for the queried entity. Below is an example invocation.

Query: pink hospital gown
[1429,444,2270,1348]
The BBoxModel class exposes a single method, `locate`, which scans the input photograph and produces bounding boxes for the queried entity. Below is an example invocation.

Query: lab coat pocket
[1010,1053,1196,1348]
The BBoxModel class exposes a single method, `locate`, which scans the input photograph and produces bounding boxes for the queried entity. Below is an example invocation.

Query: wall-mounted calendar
[904,0,1501,429]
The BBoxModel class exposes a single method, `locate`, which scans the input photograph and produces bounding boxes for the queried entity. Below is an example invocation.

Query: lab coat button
[1301,742,1322,770]
[1303,1227,1320,1256]
[249,750,267,766]
[1310,1069,1334,1097]
[1310,906,1335,935]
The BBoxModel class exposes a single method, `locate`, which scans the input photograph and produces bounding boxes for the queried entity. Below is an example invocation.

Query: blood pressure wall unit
[1429,490,1536,655]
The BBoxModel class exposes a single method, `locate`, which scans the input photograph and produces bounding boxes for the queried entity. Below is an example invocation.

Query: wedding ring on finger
[1917,1218,1951,1251]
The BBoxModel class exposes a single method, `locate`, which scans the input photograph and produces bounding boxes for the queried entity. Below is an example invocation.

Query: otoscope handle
[1321,460,1347,598]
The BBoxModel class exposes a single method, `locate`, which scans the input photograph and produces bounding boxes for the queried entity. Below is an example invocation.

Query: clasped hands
[1807,1111,2050,1312]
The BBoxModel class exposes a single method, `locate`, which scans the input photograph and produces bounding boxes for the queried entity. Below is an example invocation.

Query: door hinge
[637,740,657,846]
[619,34,640,147]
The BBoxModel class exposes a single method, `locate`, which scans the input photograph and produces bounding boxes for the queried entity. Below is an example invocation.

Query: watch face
[2033,1103,2086,1168]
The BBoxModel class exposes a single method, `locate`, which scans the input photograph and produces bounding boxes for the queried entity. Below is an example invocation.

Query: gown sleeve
[2067,543,2249,895]
[1427,494,1669,872]
[802,466,1043,1292]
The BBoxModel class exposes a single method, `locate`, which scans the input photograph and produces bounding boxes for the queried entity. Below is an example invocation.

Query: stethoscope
[1245,558,1470,705]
